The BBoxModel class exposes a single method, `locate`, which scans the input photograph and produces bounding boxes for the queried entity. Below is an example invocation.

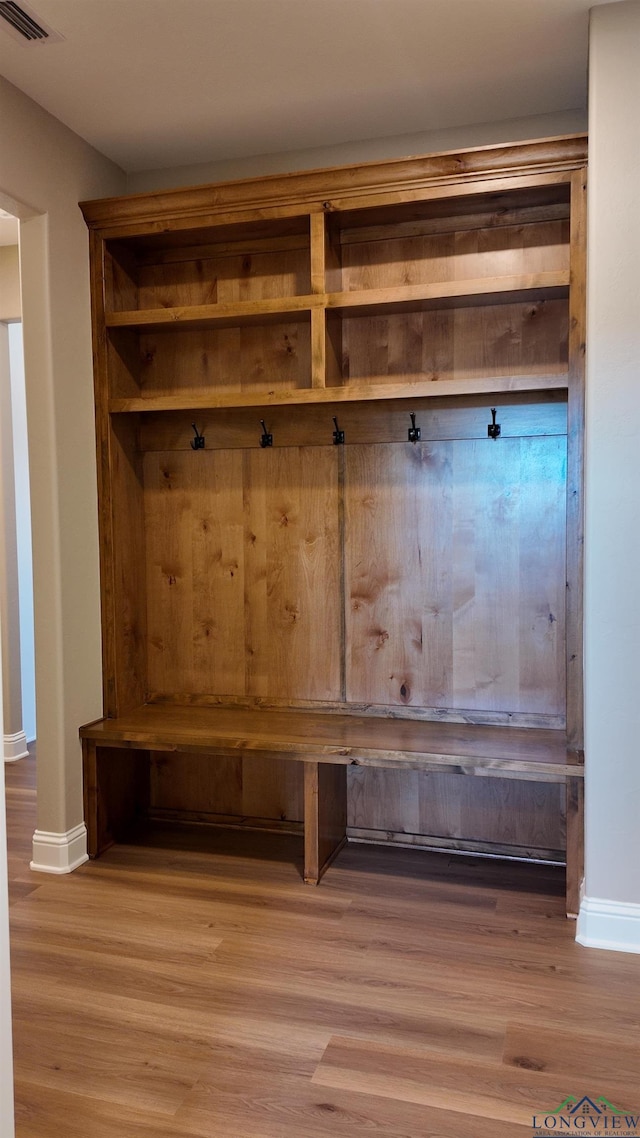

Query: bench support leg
[303,762,348,885]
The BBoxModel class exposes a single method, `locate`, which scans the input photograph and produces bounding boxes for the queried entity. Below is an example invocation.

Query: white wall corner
[30,822,89,874]
[576,896,640,954]
[3,731,28,763]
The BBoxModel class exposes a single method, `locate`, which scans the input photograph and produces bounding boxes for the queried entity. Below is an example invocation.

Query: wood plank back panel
[243,446,341,700]
[144,446,341,702]
[347,768,565,853]
[144,449,245,697]
[339,220,569,292]
[338,298,568,387]
[136,247,310,309]
[135,319,312,398]
[344,436,566,715]
[148,751,304,824]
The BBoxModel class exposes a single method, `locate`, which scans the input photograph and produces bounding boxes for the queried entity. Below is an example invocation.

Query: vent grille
[0,1,62,42]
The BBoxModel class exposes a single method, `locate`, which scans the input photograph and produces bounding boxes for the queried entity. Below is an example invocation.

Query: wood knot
[511,1055,546,1072]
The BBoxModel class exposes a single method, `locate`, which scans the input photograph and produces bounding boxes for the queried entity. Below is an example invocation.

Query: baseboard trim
[30,823,89,875]
[4,731,28,762]
[576,895,640,954]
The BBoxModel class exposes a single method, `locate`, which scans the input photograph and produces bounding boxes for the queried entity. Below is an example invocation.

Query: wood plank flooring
[6,752,640,1137]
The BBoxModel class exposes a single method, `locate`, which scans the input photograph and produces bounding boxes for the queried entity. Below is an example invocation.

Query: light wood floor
[6,752,640,1137]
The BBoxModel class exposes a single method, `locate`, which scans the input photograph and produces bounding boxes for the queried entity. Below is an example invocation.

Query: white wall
[577,0,640,953]
[8,323,35,744]
[0,75,125,866]
[127,107,587,193]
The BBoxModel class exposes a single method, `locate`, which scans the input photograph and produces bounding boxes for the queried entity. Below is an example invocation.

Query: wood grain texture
[149,751,304,824]
[136,318,312,399]
[344,436,566,716]
[9,751,639,1138]
[143,446,341,701]
[347,768,565,853]
[79,704,577,777]
[304,763,348,884]
[339,298,568,387]
[566,167,587,750]
[243,446,341,700]
[339,221,569,292]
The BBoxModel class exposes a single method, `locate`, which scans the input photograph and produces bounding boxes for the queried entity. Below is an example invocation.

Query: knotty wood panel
[144,446,341,702]
[345,436,566,715]
[150,752,243,816]
[339,298,568,386]
[347,768,565,853]
[137,248,309,309]
[144,449,246,697]
[137,319,312,397]
[149,752,303,823]
[109,416,147,711]
[339,220,569,292]
[243,446,341,700]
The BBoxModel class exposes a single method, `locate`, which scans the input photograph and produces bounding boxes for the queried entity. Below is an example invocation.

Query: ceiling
[0,0,608,176]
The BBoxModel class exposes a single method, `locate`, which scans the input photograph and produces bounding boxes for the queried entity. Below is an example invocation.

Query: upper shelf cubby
[323,184,571,295]
[104,214,312,314]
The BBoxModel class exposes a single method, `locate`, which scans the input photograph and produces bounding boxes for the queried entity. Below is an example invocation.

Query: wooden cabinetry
[80,136,586,914]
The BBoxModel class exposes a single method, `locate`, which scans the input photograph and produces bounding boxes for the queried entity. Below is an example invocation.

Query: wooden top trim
[80,135,587,232]
[79,704,581,779]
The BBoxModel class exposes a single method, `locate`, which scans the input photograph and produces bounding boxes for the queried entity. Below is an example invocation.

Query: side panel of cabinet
[106,417,148,713]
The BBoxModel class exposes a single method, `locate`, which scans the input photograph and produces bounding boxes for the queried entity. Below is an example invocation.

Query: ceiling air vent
[0,1,63,43]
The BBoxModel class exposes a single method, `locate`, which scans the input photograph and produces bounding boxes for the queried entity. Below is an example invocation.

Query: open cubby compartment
[107,310,312,401]
[104,214,313,313]
[325,293,569,388]
[324,183,571,294]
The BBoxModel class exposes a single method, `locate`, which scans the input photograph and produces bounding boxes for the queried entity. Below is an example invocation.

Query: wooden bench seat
[80,704,583,896]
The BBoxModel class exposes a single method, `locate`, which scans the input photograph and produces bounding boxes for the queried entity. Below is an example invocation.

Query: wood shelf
[104,271,569,333]
[325,272,569,315]
[80,704,581,783]
[109,372,569,414]
[106,295,317,331]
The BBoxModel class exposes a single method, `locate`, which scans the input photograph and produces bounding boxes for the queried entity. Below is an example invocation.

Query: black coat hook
[408,412,421,443]
[191,423,205,450]
[259,419,273,448]
[332,416,345,445]
[488,408,501,440]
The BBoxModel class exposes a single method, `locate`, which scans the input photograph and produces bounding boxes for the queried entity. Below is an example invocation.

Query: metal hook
[332,416,345,445]
[190,423,205,450]
[408,412,421,444]
[488,408,501,440]
[259,419,273,448]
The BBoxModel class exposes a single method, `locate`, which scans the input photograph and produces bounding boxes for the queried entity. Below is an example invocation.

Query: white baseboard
[30,823,89,875]
[4,731,28,762]
[576,895,640,954]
